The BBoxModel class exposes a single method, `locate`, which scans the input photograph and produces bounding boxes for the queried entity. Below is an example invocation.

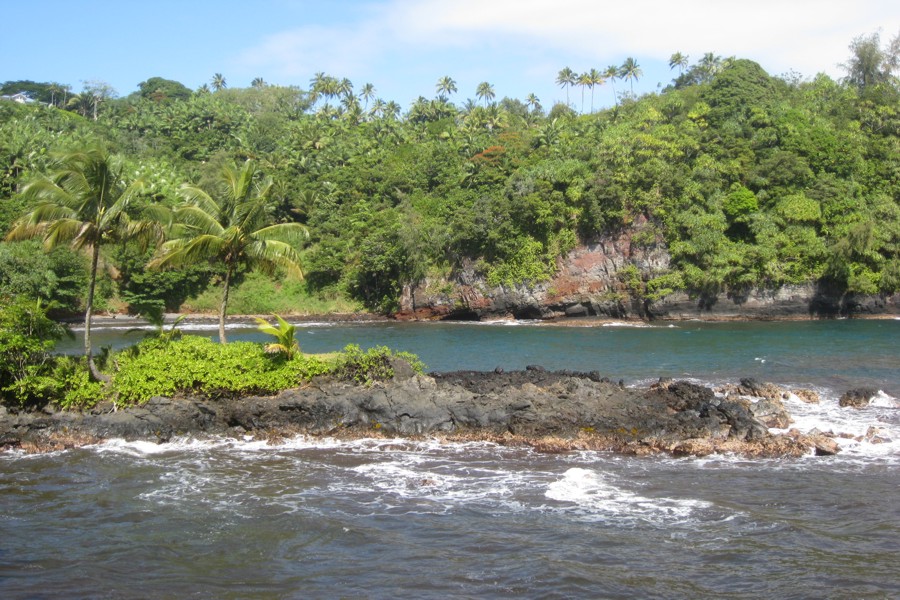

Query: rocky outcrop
[395,228,900,321]
[839,387,880,408]
[0,370,845,458]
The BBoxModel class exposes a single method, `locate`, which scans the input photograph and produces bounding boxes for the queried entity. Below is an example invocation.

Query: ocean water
[4,319,899,598]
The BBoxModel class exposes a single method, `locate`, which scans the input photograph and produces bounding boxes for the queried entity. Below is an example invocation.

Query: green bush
[335,344,425,386]
[54,357,106,410]
[111,335,332,405]
[0,296,71,406]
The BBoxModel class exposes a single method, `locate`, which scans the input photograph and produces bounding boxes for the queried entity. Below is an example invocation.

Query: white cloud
[236,0,899,90]
[388,0,898,76]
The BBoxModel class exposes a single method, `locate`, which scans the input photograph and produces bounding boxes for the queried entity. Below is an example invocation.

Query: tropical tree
[525,93,541,113]
[5,145,156,381]
[309,72,327,105]
[384,101,402,120]
[588,68,605,112]
[619,57,643,95]
[475,81,495,106]
[842,31,900,90]
[556,67,576,106]
[669,52,689,73]
[254,314,300,359]
[699,53,723,79]
[577,72,592,113]
[148,160,308,344]
[211,73,227,91]
[359,83,376,110]
[605,65,619,107]
[337,78,354,100]
[436,76,458,101]
[251,77,266,89]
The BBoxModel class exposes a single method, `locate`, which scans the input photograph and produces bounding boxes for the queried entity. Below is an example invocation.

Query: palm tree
[577,72,592,113]
[588,68,605,112]
[605,65,619,107]
[48,82,63,107]
[384,101,401,120]
[211,73,227,91]
[6,145,156,381]
[475,81,495,107]
[309,72,327,105]
[254,314,300,359]
[699,52,723,80]
[436,76,458,101]
[556,67,576,107]
[359,83,376,110]
[337,78,354,101]
[525,93,541,113]
[619,57,642,95]
[251,77,266,89]
[669,52,689,73]
[370,98,386,118]
[149,160,307,344]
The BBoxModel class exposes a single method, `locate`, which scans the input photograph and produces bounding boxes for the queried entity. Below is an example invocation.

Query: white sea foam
[774,389,900,461]
[544,467,712,524]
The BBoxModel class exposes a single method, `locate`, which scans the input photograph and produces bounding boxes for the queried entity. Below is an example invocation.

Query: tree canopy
[1,32,898,322]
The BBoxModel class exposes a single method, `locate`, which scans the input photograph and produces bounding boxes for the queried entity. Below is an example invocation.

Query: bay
[4,319,899,599]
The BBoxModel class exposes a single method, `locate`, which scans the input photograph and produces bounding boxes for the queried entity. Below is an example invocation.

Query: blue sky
[3,0,897,111]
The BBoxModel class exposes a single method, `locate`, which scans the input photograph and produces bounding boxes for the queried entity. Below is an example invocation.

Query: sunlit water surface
[5,319,899,598]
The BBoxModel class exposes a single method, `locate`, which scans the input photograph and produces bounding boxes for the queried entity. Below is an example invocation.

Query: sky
[3,0,898,111]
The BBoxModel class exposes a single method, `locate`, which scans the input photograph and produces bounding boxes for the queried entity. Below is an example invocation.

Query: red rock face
[395,225,900,321]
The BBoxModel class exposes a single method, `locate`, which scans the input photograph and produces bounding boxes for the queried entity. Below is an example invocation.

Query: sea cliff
[396,230,900,322]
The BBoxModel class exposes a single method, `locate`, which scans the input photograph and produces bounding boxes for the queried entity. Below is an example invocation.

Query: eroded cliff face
[396,228,899,321]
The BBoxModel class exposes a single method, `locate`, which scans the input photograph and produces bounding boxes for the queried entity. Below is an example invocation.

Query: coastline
[1,368,862,459]
[71,309,900,330]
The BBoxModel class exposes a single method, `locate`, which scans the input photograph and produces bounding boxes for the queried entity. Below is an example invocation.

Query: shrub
[0,296,71,406]
[111,335,332,405]
[335,344,425,386]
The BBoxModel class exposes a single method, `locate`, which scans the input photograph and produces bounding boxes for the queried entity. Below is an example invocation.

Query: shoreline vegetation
[0,363,873,459]
[2,33,898,457]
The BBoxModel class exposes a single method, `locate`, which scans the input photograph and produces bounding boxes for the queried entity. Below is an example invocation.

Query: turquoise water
[6,317,897,598]
[64,318,900,394]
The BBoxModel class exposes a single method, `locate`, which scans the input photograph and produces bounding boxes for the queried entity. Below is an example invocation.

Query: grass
[181,271,364,315]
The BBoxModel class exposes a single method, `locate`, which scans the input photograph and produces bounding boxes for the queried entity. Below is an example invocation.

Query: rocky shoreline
[2,366,877,458]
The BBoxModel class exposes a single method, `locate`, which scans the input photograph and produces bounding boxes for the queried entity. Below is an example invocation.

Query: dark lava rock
[1,373,814,458]
[839,387,879,408]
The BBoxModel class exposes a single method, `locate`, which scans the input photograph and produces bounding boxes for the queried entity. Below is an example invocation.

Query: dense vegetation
[1,32,897,408]
[0,35,900,312]
[2,33,898,320]
[0,295,423,408]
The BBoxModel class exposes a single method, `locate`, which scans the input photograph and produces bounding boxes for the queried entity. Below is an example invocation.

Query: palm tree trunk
[218,268,232,344]
[85,244,109,382]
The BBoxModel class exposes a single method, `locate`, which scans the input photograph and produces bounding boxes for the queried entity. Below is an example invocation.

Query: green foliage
[183,270,362,315]
[2,32,899,317]
[486,237,555,287]
[335,344,425,386]
[112,335,331,405]
[723,184,758,221]
[0,241,86,312]
[0,296,71,406]
[52,356,106,410]
[255,314,300,359]
[136,77,192,103]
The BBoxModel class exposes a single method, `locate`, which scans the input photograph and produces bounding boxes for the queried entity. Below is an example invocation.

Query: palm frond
[254,222,310,245]
[173,205,226,236]
[178,184,220,216]
[245,239,304,278]
[45,218,90,250]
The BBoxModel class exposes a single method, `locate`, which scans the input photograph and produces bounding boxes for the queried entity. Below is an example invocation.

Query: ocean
[3,319,898,598]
